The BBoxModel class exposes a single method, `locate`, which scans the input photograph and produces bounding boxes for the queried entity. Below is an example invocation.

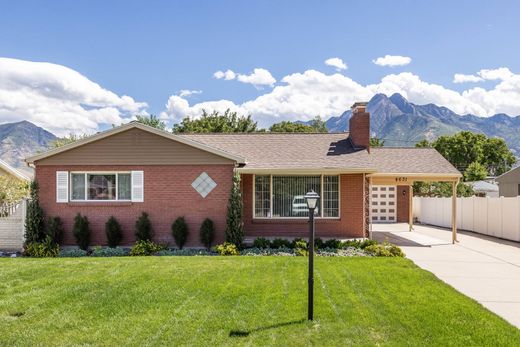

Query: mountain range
[321,93,520,154]
[2,93,520,176]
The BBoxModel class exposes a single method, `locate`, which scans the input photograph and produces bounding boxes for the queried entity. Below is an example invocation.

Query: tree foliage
[173,109,258,133]
[106,216,123,248]
[0,176,29,205]
[73,213,91,250]
[413,181,474,198]
[370,137,385,147]
[199,218,215,250]
[25,180,45,243]
[464,162,488,182]
[225,174,244,247]
[135,212,153,241]
[171,216,189,249]
[135,114,166,130]
[49,133,91,149]
[269,116,328,133]
[419,131,516,177]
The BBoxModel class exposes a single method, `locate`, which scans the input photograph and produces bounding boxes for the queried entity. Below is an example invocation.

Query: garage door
[371,185,397,223]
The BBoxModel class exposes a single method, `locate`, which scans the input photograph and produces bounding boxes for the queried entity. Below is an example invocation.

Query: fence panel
[414,196,520,242]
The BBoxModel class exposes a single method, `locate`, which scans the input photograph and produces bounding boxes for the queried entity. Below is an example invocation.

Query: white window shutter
[56,171,69,203]
[131,171,144,202]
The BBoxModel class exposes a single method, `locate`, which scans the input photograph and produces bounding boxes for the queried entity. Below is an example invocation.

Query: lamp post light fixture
[304,189,320,321]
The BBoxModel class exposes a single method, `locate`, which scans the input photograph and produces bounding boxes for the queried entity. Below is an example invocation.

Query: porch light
[304,190,320,210]
[304,189,320,321]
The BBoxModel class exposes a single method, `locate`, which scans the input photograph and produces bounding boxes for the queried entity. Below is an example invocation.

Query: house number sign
[395,177,408,182]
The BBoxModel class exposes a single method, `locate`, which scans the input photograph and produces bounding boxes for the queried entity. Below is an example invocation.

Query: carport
[368,173,461,244]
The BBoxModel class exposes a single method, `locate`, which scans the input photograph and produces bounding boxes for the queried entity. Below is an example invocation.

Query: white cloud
[477,67,514,81]
[324,57,347,71]
[178,89,202,97]
[213,69,236,80]
[373,55,412,67]
[0,57,147,136]
[453,73,484,83]
[162,67,520,126]
[236,68,276,87]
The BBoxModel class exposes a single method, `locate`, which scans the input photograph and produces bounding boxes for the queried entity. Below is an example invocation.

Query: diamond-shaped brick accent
[191,172,217,198]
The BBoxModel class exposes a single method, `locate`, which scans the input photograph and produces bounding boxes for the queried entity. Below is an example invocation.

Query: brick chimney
[349,102,370,152]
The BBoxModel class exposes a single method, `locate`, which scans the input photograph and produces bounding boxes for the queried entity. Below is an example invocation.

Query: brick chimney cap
[351,102,368,109]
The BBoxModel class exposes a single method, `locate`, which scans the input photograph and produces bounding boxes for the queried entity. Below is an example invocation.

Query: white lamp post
[304,189,319,321]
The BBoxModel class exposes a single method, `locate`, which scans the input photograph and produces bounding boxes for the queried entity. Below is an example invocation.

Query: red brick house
[26,103,461,247]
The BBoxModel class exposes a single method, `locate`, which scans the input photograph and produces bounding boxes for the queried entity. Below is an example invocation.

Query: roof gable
[26,123,245,165]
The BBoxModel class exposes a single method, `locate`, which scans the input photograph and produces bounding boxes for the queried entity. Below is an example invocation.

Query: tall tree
[173,109,258,133]
[135,114,166,130]
[25,181,45,243]
[464,162,488,182]
[225,174,244,247]
[309,115,328,132]
[269,121,316,133]
[49,133,91,149]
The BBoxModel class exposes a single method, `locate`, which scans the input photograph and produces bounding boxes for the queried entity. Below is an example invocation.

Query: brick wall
[35,165,234,247]
[396,185,410,223]
[241,173,365,239]
[348,110,370,151]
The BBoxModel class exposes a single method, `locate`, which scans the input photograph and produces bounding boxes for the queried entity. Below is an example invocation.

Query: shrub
[214,242,239,256]
[130,240,166,256]
[272,238,292,249]
[225,174,244,247]
[253,237,271,249]
[45,216,64,245]
[105,216,123,248]
[314,238,324,249]
[171,216,189,249]
[359,239,378,249]
[199,218,215,250]
[135,212,153,241]
[72,213,90,250]
[91,246,128,257]
[293,239,308,256]
[364,242,404,257]
[156,248,213,256]
[324,239,341,249]
[25,181,45,243]
[24,236,59,257]
[59,248,88,257]
[340,239,362,249]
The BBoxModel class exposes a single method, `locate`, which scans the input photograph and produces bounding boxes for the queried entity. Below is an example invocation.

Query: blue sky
[1,0,520,134]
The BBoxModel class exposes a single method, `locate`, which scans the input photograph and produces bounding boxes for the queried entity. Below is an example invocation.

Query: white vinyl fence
[413,196,520,242]
[0,199,26,251]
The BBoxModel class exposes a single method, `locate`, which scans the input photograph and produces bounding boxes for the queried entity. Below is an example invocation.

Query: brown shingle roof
[180,133,460,175]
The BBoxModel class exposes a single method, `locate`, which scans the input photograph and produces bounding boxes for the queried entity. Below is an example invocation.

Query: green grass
[0,257,518,346]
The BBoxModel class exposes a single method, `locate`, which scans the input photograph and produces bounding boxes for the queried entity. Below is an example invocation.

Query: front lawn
[0,257,518,346]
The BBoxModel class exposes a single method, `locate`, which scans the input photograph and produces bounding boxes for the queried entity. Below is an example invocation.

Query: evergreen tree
[25,181,45,243]
[225,174,244,247]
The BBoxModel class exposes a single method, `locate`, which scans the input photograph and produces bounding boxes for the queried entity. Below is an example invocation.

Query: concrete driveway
[373,223,520,329]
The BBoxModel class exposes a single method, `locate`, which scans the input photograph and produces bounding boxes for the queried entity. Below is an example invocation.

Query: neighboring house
[25,103,461,247]
[0,159,30,181]
[496,166,520,197]
[467,180,499,197]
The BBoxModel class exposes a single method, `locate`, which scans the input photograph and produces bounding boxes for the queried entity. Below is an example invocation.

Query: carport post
[451,180,459,244]
[408,184,413,231]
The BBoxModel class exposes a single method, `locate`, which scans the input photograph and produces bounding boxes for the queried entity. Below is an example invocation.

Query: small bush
[105,216,123,248]
[214,242,239,256]
[314,238,324,249]
[45,216,64,245]
[156,248,214,256]
[59,248,88,257]
[340,239,362,249]
[253,237,271,249]
[171,217,189,249]
[271,238,292,249]
[324,239,341,249]
[364,242,404,257]
[24,236,59,257]
[91,246,128,257]
[72,213,90,250]
[130,240,166,256]
[359,239,378,249]
[294,239,308,256]
[199,218,215,250]
[135,212,153,241]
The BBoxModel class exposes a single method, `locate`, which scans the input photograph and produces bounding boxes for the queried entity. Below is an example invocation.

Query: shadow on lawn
[229,319,306,337]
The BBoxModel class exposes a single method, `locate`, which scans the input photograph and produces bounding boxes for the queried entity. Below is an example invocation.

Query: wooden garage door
[371,185,397,223]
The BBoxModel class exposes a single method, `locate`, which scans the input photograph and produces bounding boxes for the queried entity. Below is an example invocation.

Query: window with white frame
[70,173,132,201]
[254,175,340,218]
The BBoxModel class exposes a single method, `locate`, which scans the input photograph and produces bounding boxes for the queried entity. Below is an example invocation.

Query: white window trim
[252,174,341,220]
[69,171,132,202]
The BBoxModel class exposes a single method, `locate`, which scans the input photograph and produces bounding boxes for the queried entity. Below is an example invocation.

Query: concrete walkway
[373,223,520,329]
